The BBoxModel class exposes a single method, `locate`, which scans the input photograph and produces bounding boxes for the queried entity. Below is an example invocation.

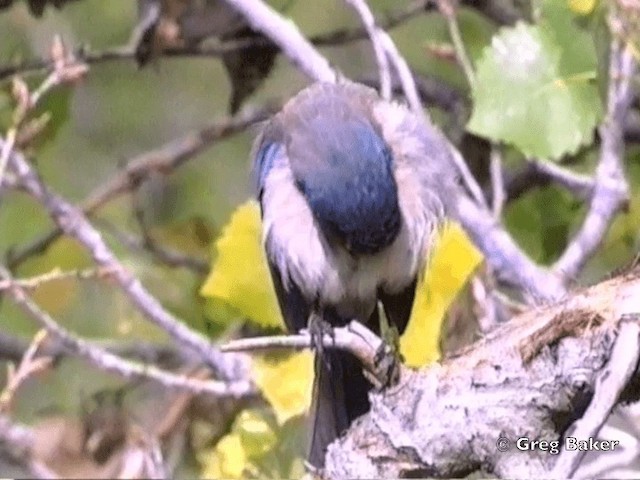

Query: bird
[252,80,453,469]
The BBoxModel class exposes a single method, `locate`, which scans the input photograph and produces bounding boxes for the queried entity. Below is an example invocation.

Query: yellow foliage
[200,200,284,330]
[201,202,482,416]
[400,222,483,367]
[200,408,303,479]
[252,351,314,425]
[200,432,247,479]
[199,203,483,478]
[235,409,278,457]
[568,0,597,15]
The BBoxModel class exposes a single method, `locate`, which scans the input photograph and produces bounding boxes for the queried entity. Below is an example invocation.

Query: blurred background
[0,0,639,477]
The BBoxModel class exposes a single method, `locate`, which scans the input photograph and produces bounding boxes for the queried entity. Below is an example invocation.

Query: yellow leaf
[400,222,483,367]
[200,200,284,330]
[252,351,314,424]
[200,432,246,479]
[235,409,278,458]
[568,0,597,15]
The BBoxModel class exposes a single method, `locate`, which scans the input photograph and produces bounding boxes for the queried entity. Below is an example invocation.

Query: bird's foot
[307,311,335,357]
[367,341,402,391]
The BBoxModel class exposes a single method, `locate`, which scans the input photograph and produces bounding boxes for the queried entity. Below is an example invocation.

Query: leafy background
[1,0,639,477]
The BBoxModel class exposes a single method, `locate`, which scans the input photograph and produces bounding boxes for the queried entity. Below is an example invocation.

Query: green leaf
[505,184,581,263]
[468,13,602,160]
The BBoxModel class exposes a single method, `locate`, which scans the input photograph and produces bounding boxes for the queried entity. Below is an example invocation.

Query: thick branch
[324,269,640,479]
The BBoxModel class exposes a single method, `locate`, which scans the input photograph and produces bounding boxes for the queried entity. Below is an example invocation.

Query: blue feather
[293,119,402,254]
[254,141,282,194]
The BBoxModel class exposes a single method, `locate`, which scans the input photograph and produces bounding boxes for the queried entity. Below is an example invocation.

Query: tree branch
[344,0,392,100]
[553,40,636,281]
[6,105,273,270]
[550,318,640,478]
[324,269,640,478]
[0,265,255,397]
[220,0,565,301]
[3,144,243,381]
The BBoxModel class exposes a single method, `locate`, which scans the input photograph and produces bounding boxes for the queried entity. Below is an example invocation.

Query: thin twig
[550,319,640,478]
[451,147,490,207]
[505,158,595,201]
[7,106,273,270]
[0,414,59,479]
[0,330,196,367]
[377,31,424,115]
[0,266,116,291]
[0,329,52,414]
[553,40,636,281]
[0,129,17,194]
[221,0,336,82]
[490,146,505,217]
[344,0,392,100]
[0,1,431,81]
[222,320,382,375]
[95,217,209,275]
[5,145,243,380]
[315,0,431,45]
[2,48,243,379]
[453,192,566,301]
[440,0,476,87]
[0,265,255,397]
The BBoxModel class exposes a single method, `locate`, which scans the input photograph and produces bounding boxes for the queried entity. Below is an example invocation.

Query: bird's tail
[306,348,371,469]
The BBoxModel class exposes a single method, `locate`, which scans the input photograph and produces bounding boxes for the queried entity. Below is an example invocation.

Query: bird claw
[307,312,335,357]
[364,342,401,391]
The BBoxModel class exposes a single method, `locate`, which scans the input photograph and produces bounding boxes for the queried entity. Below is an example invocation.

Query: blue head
[256,84,402,255]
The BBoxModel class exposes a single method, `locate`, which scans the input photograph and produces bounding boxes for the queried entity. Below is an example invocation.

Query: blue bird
[253,81,452,468]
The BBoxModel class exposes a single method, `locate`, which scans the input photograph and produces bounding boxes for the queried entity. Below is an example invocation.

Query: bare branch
[0,266,116,292]
[0,329,52,414]
[315,0,431,45]
[0,128,16,194]
[7,105,272,270]
[221,320,382,375]
[490,147,505,217]
[0,414,58,479]
[0,265,255,397]
[344,0,392,100]
[439,0,477,88]
[95,217,209,275]
[453,192,566,300]
[0,1,435,81]
[550,318,640,478]
[505,158,595,202]
[324,269,640,478]
[3,145,243,381]
[0,330,198,369]
[220,0,335,82]
[554,41,636,280]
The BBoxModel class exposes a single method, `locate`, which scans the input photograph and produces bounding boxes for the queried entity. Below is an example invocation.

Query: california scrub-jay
[253,81,452,468]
